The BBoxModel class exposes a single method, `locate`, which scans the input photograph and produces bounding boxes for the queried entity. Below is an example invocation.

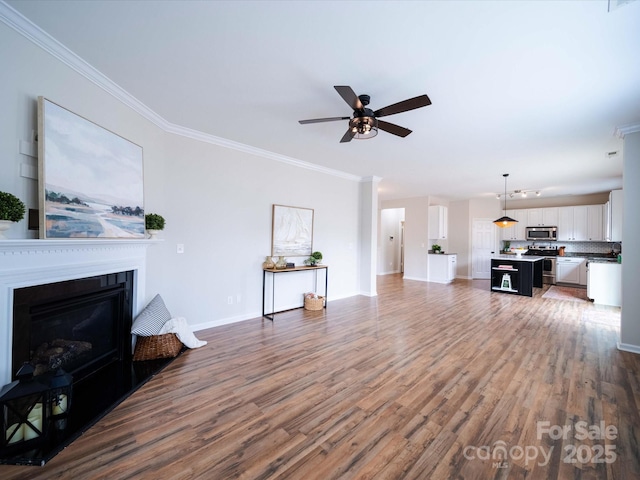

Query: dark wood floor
[2,275,637,479]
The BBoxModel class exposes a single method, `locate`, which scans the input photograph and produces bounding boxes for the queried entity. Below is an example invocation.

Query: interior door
[472,219,496,279]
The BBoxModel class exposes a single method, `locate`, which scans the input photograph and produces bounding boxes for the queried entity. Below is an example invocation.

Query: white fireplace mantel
[0,239,159,386]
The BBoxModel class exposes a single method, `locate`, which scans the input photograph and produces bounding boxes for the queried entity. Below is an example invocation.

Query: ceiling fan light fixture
[494,173,518,228]
[349,117,378,140]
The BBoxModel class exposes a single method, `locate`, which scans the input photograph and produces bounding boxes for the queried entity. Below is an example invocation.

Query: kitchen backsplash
[506,241,621,255]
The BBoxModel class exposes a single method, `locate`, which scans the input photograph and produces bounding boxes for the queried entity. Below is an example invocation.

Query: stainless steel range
[525,246,558,285]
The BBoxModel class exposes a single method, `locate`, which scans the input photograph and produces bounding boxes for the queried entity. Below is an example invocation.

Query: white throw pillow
[131,294,172,336]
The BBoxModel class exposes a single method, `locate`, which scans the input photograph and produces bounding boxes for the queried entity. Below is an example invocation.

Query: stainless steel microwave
[525,226,557,241]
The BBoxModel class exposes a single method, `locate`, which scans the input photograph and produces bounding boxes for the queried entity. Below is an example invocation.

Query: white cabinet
[527,207,559,227]
[428,205,448,240]
[609,190,623,242]
[604,200,611,241]
[559,205,603,241]
[556,257,586,285]
[579,259,588,286]
[587,262,621,306]
[448,254,457,282]
[558,206,588,241]
[501,210,528,241]
[428,253,456,284]
[587,205,603,241]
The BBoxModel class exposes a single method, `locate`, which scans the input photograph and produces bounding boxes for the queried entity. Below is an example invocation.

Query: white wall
[0,21,363,329]
[620,131,640,352]
[382,197,431,281]
[448,200,470,279]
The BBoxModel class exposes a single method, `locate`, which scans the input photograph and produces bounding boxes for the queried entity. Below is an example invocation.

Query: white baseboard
[617,342,640,355]
[378,270,401,275]
[402,275,428,282]
[190,291,362,331]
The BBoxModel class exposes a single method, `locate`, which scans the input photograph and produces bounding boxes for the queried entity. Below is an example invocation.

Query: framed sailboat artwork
[271,205,313,256]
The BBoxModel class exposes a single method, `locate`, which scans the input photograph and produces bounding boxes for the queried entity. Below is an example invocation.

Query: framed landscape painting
[271,205,313,256]
[37,97,145,238]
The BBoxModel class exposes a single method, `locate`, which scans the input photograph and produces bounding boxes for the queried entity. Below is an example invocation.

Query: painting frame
[37,97,145,239]
[271,204,314,257]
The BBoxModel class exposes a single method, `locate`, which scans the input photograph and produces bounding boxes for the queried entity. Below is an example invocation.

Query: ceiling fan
[298,85,431,143]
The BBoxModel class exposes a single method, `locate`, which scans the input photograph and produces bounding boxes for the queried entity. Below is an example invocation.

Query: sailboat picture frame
[271,204,314,257]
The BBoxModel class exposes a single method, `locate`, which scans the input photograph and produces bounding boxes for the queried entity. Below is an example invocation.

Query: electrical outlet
[227,296,233,305]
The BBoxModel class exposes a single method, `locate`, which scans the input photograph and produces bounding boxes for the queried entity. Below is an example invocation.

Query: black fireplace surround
[3,271,176,466]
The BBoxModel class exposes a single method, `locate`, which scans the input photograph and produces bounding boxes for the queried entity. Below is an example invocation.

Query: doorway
[379,208,405,275]
[472,219,497,279]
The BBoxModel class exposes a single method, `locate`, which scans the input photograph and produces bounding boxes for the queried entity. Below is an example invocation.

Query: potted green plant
[145,213,165,239]
[431,244,441,254]
[304,251,323,266]
[0,191,26,239]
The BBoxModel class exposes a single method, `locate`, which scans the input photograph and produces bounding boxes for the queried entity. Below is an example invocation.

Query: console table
[262,265,328,320]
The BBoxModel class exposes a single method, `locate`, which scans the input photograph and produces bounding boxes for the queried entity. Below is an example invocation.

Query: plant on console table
[144,213,165,239]
[304,251,323,266]
[0,191,26,239]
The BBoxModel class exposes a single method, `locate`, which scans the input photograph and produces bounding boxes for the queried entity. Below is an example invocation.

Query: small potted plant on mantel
[144,213,165,239]
[304,251,323,266]
[0,191,26,239]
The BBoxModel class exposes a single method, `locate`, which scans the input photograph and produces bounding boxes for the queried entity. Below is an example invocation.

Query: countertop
[428,252,457,255]
[561,252,619,263]
[492,255,543,262]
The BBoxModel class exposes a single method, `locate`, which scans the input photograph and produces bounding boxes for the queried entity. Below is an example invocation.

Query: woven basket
[133,333,183,361]
[304,296,325,311]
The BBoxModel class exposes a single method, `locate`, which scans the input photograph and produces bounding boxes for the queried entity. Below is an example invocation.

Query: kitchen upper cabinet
[527,207,559,227]
[609,189,623,242]
[501,210,527,241]
[587,205,603,241]
[604,200,611,241]
[558,206,588,241]
[428,205,448,240]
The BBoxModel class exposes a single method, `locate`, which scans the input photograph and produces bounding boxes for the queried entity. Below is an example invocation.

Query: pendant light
[494,173,518,228]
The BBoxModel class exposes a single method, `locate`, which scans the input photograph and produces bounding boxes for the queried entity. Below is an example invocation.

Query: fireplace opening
[4,271,177,466]
[12,272,132,382]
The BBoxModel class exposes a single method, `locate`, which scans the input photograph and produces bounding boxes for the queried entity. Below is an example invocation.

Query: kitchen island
[491,255,544,297]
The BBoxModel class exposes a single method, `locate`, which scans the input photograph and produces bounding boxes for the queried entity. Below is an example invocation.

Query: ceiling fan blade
[373,94,432,118]
[334,86,363,111]
[377,120,412,138]
[339,129,355,143]
[299,116,350,124]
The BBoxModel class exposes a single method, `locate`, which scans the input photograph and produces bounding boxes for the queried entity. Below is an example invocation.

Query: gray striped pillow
[131,294,172,336]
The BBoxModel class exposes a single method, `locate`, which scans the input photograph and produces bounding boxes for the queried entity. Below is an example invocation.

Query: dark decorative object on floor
[0,364,49,460]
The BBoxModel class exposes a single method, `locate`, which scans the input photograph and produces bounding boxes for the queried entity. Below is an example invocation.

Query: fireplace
[0,239,169,466]
[12,272,133,383]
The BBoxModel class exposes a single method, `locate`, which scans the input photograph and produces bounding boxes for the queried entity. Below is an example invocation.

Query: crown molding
[615,122,640,138]
[0,1,362,183]
[162,123,361,181]
[361,176,383,184]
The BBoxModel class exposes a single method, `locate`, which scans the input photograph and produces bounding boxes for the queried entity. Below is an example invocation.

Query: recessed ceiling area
[4,0,640,201]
